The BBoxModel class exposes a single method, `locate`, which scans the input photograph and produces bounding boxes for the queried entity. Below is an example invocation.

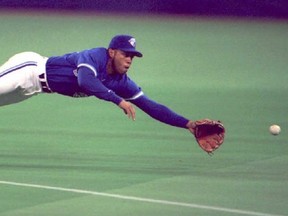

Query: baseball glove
[193,119,225,154]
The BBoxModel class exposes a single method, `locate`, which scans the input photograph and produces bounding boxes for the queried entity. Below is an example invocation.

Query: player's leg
[0,52,43,106]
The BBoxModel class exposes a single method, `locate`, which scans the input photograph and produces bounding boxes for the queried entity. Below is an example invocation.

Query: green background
[0,11,287,216]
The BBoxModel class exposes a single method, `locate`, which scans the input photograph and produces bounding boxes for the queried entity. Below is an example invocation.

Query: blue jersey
[45,47,189,129]
[46,47,142,103]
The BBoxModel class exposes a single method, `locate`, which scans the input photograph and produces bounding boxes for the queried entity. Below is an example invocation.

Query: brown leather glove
[191,119,225,154]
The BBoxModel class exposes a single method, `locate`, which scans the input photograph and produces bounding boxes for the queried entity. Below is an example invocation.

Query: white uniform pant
[0,52,48,106]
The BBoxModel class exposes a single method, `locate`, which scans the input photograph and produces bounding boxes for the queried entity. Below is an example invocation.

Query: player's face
[111,50,135,75]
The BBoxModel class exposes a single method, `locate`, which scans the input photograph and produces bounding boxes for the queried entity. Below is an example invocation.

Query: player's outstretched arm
[131,95,225,154]
[130,94,190,129]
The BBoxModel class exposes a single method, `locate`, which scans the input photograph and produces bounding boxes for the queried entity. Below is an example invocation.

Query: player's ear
[108,48,115,58]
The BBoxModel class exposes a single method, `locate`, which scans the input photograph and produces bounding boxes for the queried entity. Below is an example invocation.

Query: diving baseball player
[0,35,225,153]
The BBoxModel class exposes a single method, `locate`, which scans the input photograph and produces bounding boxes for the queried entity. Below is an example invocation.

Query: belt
[39,73,53,93]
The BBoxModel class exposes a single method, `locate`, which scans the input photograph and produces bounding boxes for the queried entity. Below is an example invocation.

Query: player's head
[108,35,143,58]
[107,35,142,75]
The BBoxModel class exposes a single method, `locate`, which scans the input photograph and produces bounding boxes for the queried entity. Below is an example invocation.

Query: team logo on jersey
[73,69,78,77]
[129,38,136,47]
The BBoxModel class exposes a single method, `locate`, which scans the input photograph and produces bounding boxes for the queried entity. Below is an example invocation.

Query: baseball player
[0,34,224,153]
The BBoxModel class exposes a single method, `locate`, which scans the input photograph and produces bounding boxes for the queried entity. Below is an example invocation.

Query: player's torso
[45,48,108,97]
[45,48,140,99]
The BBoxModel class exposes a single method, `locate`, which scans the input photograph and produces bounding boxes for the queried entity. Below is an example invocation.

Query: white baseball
[269,125,281,135]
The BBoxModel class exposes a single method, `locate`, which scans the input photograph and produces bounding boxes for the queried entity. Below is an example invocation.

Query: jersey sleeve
[131,94,189,128]
[77,50,122,105]
[77,57,123,105]
[115,75,144,101]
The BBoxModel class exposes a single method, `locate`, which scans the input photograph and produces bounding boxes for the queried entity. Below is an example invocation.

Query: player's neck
[106,59,114,75]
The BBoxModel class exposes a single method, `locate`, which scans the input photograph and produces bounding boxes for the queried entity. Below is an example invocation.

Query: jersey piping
[0,61,37,78]
[77,63,97,76]
[125,91,144,101]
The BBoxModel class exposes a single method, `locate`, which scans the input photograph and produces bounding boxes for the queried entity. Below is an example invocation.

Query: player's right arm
[77,66,121,103]
[77,67,135,120]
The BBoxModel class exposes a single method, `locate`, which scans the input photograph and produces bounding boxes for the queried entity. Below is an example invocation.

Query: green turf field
[0,10,287,216]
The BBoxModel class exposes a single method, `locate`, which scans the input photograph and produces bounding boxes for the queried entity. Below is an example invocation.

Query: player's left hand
[186,119,225,154]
